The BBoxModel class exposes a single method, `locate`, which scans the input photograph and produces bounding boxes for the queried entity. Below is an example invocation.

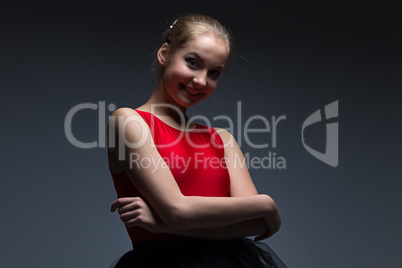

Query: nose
[192,71,207,89]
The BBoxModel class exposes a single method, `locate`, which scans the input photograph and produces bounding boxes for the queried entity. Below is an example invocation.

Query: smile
[182,84,201,96]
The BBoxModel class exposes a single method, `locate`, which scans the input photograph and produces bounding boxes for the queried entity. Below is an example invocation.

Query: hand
[111,197,167,233]
[254,212,282,241]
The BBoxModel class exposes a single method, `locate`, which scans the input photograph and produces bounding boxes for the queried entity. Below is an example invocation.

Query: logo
[64,100,340,170]
[301,100,339,167]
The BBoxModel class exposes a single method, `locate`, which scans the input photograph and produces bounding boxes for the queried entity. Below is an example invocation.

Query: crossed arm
[109,108,281,241]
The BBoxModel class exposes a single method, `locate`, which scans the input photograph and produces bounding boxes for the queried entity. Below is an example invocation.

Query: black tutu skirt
[110,238,287,268]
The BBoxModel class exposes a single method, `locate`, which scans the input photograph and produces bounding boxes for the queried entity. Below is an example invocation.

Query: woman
[108,14,286,267]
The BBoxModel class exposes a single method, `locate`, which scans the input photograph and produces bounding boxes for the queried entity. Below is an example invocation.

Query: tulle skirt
[110,238,287,268]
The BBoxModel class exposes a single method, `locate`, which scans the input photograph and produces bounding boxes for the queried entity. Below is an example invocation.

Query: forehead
[178,34,229,66]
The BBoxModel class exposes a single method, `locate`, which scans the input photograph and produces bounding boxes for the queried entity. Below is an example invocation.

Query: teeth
[184,85,200,95]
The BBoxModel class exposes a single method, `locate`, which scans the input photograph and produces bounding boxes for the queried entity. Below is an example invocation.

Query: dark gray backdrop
[1,1,401,267]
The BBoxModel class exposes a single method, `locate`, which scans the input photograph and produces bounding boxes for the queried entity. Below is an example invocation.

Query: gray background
[1,1,401,267]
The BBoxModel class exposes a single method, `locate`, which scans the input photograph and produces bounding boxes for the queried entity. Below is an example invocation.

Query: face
[158,34,229,108]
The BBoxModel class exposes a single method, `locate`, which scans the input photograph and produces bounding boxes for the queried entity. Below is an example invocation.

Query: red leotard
[110,109,231,242]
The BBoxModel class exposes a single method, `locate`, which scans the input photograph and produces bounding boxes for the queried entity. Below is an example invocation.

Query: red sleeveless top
[110,109,231,242]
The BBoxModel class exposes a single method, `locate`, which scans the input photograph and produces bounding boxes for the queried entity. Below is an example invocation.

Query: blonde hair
[152,14,234,80]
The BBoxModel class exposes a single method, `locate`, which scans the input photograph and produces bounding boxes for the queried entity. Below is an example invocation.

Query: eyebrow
[188,52,225,70]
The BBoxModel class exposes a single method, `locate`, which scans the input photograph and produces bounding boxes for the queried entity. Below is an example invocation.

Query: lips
[182,84,201,96]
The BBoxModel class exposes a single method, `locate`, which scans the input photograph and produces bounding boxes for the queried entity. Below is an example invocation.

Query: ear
[157,43,169,66]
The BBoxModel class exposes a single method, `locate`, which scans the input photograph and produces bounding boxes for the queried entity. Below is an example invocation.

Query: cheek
[177,67,194,80]
[166,62,191,79]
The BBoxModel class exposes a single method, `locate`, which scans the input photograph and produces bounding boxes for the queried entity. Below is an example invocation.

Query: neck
[142,81,189,123]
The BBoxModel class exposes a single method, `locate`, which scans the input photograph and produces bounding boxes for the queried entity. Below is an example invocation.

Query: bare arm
[215,127,282,240]
[109,108,276,230]
[161,218,267,240]
[163,128,282,240]
[111,196,268,240]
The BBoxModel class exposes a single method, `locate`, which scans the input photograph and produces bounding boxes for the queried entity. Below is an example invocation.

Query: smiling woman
[157,33,227,108]
[108,13,287,267]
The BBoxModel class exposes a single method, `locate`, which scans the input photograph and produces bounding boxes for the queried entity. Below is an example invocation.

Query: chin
[179,99,198,108]
[178,97,204,108]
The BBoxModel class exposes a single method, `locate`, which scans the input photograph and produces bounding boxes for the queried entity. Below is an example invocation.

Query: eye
[185,57,199,68]
[209,70,221,79]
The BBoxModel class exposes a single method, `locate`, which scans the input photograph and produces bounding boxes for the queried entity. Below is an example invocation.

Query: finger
[125,216,143,228]
[120,211,140,222]
[111,198,135,212]
[118,203,141,214]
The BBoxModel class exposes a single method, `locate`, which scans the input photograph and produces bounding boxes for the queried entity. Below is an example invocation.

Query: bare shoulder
[213,127,236,148]
[108,107,152,173]
[109,107,142,135]
[109,107,147,128]
[108,107,152,154]
[111,106,138,117]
